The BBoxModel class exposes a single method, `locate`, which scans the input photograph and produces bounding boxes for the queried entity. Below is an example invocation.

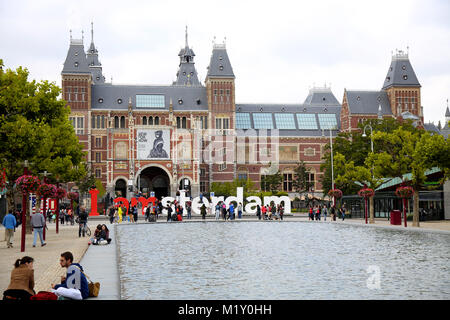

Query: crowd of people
[104,199,288,223]
[308,205,346,221]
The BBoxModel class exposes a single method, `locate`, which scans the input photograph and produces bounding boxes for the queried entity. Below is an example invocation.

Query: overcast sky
[1,0,449,125]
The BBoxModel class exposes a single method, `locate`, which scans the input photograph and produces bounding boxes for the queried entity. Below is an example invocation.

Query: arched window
[96,115,100,129]
[120,116,125,128]
[176,117,181,128]
[154,116,159,125]
[143,116,147,125]
[114,116,119,129]
[182,117,187,129]
[149,116,153,125]
[92,115,96,128]
[101,115,105,128]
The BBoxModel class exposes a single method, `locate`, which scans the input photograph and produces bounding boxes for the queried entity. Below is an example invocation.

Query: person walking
[30,210,47,247]
[317,206,321,221]
[215,203,221,220]
[322,205,328,221]
[309,207,313,221]
[108,206,115,224]
[167,203,173,221]
[186,202,192,219]
[237,203,243,219]
[222,203,227,220]
[129,205,135,223]
[3,256,35,300]
[133,204,138,222]
[78,207,88,237]
[279,205,284,221]
[262,205,267,220]
[256,204,261,220]
[341,206,346,221]
[200,203,207,220]
[117,205,123,223]
[229,203,235,220]
[2,211,17,248]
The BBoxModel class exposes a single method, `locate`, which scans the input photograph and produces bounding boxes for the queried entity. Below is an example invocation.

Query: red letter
[138,197,157,215]
[89,189,99,216]
[114,197,129,214]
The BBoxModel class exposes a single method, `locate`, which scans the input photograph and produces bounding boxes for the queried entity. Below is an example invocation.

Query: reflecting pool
[116,221,450,300]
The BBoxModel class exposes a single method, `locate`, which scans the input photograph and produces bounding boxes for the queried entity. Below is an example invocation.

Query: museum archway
[138,166,171,199]
[115,179,127,198]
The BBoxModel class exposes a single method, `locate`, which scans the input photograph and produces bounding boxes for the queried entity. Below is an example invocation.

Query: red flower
[55,188,67,200]
[395,186,414,198]
[68,192,79,200]
[15,175,41,194]
[328,189,343,199]
[37,183,57,199]
[358,188,375,198]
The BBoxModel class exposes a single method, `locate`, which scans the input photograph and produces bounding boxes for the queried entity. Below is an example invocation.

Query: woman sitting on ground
[101,224,112,244]
[3,256,35,300]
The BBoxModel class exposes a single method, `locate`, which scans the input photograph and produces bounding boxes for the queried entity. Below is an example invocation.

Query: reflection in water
[116,222,450,300]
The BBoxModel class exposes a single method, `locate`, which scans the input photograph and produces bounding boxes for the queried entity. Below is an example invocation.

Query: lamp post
[20,160,31,252]
[362,125,374,179]
[40,170,52,240]
[362,124,376,224]
[329,127,335,207]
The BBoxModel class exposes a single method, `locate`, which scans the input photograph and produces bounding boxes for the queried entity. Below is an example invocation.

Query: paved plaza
[1,214,449,300]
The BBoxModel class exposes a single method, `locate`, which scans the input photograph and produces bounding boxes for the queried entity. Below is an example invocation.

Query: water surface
[116,221,450,300]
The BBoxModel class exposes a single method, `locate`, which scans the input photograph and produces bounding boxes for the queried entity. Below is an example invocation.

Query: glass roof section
[253,113,274,129]
[296,114,318,130]
[274,113,296,129]
[236,113,252,129]
[136,94,165,108]
[318,114,338,129]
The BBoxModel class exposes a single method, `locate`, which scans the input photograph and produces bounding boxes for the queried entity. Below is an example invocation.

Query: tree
[372,127,447,227]
[320,118,416,195]
[0,59,86,211]
[292,161,313,200]
[261,171,282,194]
[334,152,392,223]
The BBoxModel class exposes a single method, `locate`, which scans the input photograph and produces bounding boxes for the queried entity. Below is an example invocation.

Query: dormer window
[386,76,391,82]
[178,99,183,105]
[219,65,224,71]
[403,75,408,80]
[402,65,406,70]
[74,62,79,67]
[117,99,123,104]
[219,56,223,60]
[98,98,103,103]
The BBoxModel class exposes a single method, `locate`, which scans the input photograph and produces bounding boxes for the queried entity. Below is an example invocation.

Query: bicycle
[75,217,91,237]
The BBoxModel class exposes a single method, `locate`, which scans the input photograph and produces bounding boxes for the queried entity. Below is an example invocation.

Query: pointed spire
[91,21,94,44]
[185,25,188,48]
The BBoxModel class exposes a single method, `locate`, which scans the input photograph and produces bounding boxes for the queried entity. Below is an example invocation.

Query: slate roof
[423,123,441,135]
[345,90,393,115]
[206,44,235,78]
[173,46,201,86]
[90,84,208,111]
[382,51,421,89]
[303,87,341,106]
[61,39,91,75]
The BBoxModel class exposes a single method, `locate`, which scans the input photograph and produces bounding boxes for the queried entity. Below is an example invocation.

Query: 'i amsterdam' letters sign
[137,129,171,160]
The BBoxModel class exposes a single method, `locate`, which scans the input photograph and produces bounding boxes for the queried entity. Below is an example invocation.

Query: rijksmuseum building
[62,26,441,202]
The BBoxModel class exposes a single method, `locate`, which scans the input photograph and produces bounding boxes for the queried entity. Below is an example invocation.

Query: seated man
[51,251,89,299]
